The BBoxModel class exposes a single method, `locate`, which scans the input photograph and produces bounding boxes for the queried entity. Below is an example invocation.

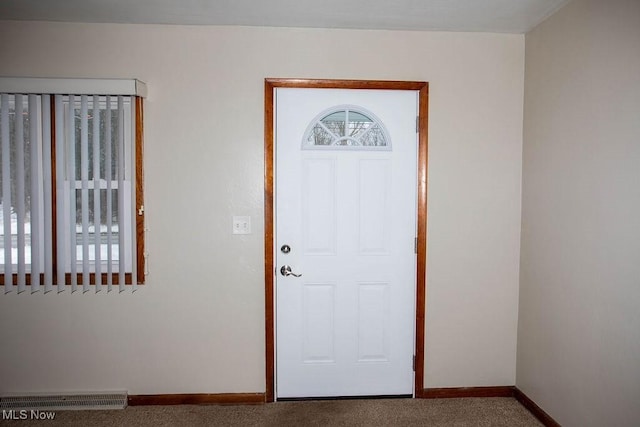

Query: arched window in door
[302,105,391,150]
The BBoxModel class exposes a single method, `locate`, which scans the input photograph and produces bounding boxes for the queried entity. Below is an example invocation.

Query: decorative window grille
[302,105,391,150]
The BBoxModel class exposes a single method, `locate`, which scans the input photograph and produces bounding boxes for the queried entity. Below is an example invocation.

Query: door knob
[280,265,302,277]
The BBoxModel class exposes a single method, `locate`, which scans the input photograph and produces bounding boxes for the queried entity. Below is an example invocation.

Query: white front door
[275,88,418,398]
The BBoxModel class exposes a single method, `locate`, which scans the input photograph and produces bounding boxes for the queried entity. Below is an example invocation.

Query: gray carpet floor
[1,397,543,426]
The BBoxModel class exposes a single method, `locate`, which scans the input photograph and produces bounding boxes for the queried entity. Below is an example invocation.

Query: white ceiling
[0,0,569,34]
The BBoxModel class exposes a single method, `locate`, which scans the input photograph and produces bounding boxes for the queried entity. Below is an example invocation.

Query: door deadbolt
[281,244,291,254]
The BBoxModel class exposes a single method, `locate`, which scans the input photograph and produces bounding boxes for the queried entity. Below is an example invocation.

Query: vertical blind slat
[105,96,113,291]
[131,98,138,292]
[92,95,102,290]
[15,95,26,292]
[117,96,125,291]
[29,95,40,293]
[1,94,11,293]
[42,95,53,292]
[80,95,90,292]
[68,94,77,292]
[55,95,65,292]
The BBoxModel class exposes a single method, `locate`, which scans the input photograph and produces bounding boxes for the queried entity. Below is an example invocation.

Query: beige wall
[0,22,524,394]
[519,0,640,425]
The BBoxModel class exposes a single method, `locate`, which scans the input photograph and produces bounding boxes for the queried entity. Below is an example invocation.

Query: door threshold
[277,394,412,402]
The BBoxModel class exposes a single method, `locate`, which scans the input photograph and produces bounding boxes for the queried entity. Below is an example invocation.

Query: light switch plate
[232,216,251,234]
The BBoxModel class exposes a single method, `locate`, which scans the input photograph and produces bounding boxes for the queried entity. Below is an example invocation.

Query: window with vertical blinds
[0,78,145,293]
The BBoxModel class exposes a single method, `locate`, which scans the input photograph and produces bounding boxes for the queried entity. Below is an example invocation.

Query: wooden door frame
[264,78,429,402]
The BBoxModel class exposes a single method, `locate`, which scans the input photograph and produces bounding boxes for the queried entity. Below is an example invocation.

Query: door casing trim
[264,78,429,401]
